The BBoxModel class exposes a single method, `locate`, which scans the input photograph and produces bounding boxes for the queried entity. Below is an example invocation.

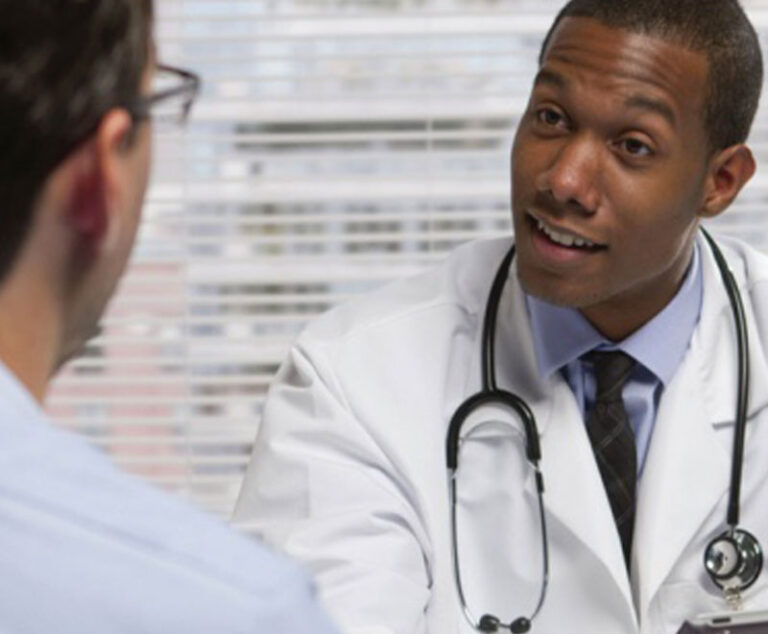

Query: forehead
[538,17,709,130]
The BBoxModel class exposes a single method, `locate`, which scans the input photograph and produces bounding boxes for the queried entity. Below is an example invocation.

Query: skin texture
[512,17,756,341]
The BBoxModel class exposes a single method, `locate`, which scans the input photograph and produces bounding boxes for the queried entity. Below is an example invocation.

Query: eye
[619,137,654,158]
[535,107,567,128]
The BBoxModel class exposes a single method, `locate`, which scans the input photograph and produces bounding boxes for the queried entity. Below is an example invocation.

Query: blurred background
[45,0,768,519]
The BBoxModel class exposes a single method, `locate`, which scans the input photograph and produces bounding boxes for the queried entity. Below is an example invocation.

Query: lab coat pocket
[658,581,768,632]
[658,582,713,631]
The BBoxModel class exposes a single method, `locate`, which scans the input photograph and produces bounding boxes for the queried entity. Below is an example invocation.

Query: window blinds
[47,0,768,518]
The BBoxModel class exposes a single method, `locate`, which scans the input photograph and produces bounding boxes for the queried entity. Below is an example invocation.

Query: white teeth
[536,218,595,249]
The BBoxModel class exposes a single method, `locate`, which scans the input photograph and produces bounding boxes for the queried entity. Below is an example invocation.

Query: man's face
[512,17,712,339]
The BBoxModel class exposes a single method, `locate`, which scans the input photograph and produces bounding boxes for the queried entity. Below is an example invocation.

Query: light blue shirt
[526,244,703,476]
[0,362,339,634]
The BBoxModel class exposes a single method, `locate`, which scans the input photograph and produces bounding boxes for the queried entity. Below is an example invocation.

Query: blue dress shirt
[0,361,339,634]
[526,244,703,476]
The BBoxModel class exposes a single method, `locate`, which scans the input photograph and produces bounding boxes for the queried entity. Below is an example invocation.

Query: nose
[535,134,600,214]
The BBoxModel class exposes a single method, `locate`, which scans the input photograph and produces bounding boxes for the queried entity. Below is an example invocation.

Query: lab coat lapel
[493,266,637,623]
[632,345,730,620]
[634,236,768,619]
[537,379,638,621]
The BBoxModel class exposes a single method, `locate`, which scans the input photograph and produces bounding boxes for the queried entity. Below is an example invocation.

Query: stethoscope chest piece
[704,529,764,591]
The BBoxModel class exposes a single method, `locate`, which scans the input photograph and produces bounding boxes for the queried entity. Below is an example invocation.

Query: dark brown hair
[0,0,154,279]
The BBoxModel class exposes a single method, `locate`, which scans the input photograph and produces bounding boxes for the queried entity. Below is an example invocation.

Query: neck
[0,270,62,404]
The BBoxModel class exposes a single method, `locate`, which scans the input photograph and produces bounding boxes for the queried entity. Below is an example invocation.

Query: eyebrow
[533,68,677,128]
[533,69,567,89]
[623,95,677,128]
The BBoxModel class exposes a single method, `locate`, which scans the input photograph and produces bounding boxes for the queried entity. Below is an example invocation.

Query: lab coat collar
[695,233,768,425]
[634,232,768,622]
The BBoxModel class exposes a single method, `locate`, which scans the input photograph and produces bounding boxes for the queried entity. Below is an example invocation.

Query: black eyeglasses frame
[125,63,201,125]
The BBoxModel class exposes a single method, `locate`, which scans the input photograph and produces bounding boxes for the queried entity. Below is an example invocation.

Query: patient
[0,2,337,632]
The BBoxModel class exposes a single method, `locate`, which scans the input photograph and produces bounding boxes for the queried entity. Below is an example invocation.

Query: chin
[517,268,600,309]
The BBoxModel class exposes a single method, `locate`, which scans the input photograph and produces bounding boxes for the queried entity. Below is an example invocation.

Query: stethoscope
[445,228,763,632]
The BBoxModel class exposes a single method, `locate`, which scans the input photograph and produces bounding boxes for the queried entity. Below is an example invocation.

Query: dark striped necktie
[583,350,637,569]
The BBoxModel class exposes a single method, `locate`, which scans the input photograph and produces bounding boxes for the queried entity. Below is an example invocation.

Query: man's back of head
[0,0,153,276]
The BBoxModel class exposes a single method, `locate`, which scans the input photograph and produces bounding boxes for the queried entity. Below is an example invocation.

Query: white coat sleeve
[232,342,433,634]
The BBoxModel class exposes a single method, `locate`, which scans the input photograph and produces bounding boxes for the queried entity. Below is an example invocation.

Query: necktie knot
[583,350,636,402]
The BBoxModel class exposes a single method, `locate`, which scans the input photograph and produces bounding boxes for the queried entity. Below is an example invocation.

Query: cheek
[607,159,703,226]
[511,150,541,216]
[511,127,539,182]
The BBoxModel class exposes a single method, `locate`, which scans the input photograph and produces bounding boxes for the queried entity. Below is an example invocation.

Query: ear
[67,109,135,255]
[699,144,756,219]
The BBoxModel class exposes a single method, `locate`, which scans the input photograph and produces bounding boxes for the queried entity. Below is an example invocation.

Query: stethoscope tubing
[701,228,750,529]
[482,244,517,392]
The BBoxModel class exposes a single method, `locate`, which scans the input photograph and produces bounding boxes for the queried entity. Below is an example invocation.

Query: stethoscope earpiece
[704,529,763,591]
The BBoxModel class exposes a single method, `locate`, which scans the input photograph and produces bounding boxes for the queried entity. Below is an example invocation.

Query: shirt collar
[526,242,703,386]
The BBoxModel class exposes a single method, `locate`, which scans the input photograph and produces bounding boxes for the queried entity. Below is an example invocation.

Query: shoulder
[0,409,322,619]
[298,237,511,349]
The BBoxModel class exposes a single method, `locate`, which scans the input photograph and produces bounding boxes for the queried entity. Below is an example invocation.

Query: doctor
[234,0,768,632]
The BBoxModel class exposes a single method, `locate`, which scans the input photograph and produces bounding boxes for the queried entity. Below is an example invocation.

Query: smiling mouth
[528,214,607,251]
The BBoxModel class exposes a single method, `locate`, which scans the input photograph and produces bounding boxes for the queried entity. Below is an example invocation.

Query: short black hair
[539,0,763,153]
[0,0,154,281]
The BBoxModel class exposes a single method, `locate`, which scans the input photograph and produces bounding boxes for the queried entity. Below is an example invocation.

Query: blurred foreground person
[0,2,338,633]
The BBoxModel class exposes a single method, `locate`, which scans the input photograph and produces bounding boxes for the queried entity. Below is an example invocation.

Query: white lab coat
[233,234,768,634]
